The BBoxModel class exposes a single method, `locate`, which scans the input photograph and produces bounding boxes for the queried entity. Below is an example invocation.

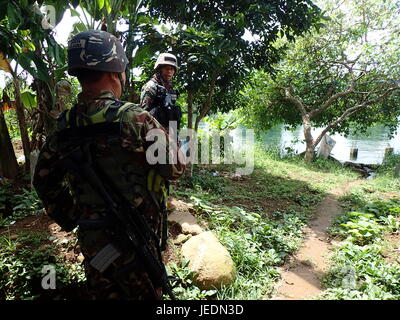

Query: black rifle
[59,128,175,300]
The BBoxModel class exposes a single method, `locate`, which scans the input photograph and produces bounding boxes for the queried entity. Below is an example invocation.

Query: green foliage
[330,200,400,244]
[339,191,369,212]
[321,199,400,300]
[178,168,228,195]
[20,91,37,109]
[241,0,400,141]
[379,154,400,175]
[187,196,307,299]
[339,212,385,245]
[0,231,85,300]
[166,259,217,300]
[143,0,322,120]
[3,110,20,139]
[320,241,400,300]
[0,187,42,228]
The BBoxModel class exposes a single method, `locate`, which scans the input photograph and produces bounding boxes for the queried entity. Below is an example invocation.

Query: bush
[0,232,85,300]
[321,199,400,300]
[0,187,42,227]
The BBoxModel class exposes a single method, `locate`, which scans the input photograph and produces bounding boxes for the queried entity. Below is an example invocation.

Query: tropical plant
[241,0,400,161]
[145,0,323,131]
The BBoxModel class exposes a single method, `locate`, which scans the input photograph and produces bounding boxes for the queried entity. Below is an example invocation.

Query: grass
[168,145,359,300]
[341,154,400,203]
[0,183,42,228]
[0,230,86,300]
[320,199,400,300]
[2,145,397,300]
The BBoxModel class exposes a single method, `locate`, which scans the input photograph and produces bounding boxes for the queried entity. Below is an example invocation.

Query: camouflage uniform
[33,91,185,299]
[140,75,181,132]
[33,30,185,300]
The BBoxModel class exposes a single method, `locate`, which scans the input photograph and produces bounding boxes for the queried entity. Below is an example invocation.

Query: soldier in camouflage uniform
[140,53,181,135]
[33,30,185,300]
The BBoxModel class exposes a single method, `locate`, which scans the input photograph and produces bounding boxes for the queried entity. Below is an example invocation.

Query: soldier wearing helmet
[140,53,181,136]
[33,31,185,300]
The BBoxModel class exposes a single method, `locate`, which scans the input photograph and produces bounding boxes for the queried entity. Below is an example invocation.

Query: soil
[269,180,365,300]
[382,226,400,266]
[0,212,83,264]
[162,198,200,265]
[3,174,399,300]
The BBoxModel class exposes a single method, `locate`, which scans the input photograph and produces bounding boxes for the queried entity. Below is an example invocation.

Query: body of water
[198,121,400,165]
[259,124,400,165]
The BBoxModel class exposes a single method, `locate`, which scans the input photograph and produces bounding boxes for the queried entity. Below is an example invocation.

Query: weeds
[320,199,400,300]
[0,186,42,228]
[178,168,228,195]
[0,231,85,300]
[166,259,217,300]
[184,196,306,299]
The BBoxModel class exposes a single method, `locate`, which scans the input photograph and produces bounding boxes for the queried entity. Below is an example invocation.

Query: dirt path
[270,180,363,300]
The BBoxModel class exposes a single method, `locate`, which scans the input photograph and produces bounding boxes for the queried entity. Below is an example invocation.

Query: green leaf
[7,3,21,30]
[20,91,36,109]
[71,22,87,34]
[70,8,80,17]
[54,65,68,82]
[131,44,151,66]
[16,51,49,83]
[97,0,105,10]
[47,36,66,66]
[105,0,112,14]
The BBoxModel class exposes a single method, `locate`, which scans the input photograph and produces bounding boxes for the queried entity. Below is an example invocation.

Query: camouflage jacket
[139,75,180,130]
[140,74,177,110]
[33,91,185,231]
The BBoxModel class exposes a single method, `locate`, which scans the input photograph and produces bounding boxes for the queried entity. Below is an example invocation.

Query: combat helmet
[154,53,178,72]
[67,30,128,76]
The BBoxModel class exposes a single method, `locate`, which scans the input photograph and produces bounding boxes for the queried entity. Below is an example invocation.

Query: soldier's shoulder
[117,101,151,122]
[141,78,158,93]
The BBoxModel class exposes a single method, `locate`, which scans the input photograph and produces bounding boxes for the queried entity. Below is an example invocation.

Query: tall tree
[145,0,323,130]
[241,0,400,161]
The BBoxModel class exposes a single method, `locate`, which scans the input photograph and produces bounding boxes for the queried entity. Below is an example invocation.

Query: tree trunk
[187,89,194,129]
[395,163,400,178]
[32,42,57,142]
[194,73,217,132]
[11,71,30,172]
[0,106,19,179]
[303,115,315,162]
[185,89,195,177]
[32,79,56,142]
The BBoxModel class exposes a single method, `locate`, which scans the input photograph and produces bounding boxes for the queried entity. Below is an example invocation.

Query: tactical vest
[57,99,166,210]
[147,79,181,130]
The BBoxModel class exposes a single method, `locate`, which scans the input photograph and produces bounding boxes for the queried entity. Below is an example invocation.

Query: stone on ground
[181,231,236,290]
[168,211,204,235]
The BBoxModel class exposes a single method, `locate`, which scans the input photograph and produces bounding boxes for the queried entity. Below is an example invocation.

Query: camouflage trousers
[76,206,163,300]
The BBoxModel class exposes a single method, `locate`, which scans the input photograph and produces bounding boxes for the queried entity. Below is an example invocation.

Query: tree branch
[282,86,308,116]
[313,86,398,148]
[194,72,218,131]
[309,66,362,118]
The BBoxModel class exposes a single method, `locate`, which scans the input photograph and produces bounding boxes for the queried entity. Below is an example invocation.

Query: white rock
[173,234,192,245]
[168,211,204,235]
[181,231,236,290]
